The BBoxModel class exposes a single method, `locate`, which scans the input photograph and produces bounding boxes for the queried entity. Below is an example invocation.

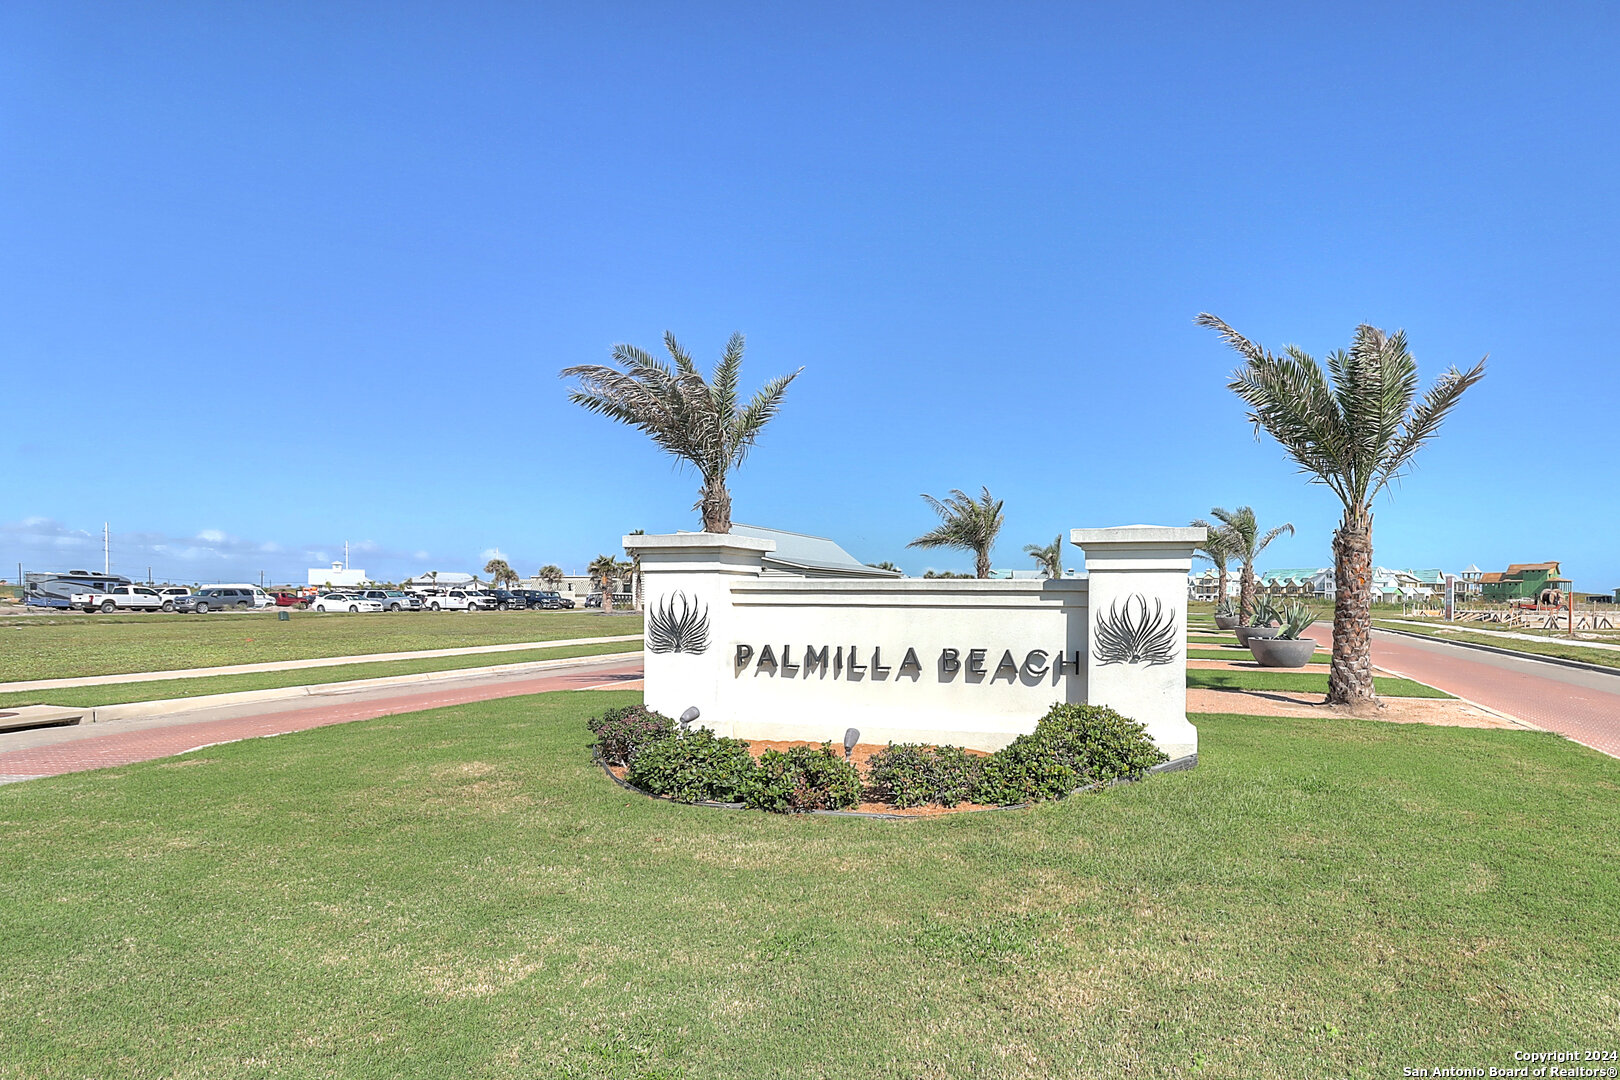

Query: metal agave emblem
[1094,594,1178,667]
[646,591,711,655]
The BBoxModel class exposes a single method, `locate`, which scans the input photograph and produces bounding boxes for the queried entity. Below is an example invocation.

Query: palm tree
[1199,314,1486,704]
[1190,516,1238,609]
[1023,534,1063,578]
[561,333,801,533]
[587,554,623,613]
[483,557,517,589]
[866,561,900,572]
[1208,506,1293,625]
[538,565,563,589]
[908,487,1004,579]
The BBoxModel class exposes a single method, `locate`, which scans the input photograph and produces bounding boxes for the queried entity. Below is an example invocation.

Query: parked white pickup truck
[419,589,488,612]
[72,584,165,613]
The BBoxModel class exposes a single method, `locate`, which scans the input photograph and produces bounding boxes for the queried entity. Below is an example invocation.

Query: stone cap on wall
[1071,525,1207,573]
[623,532,777,556]
[1070,526,1207,546]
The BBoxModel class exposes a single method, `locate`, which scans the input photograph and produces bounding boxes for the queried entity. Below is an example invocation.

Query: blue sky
[3,3,1616,589]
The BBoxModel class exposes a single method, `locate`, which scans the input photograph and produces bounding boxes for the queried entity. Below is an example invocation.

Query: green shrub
[974,703,1168,805]
[742,743,862,813]
[627,728,756,804]
[588,704,676,766]
[863,743,984,808]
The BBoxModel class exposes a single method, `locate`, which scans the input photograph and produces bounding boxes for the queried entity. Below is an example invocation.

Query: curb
[597,753,1197,821]
[82,651,641,724]
[1375,626,1620,680]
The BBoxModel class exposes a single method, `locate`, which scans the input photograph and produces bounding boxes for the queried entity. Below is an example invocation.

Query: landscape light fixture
[680,706,700,730]
[843,728,860,761]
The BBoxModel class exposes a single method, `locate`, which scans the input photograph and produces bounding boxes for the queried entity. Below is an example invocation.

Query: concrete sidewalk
[0,633,643,692]
[0,655,646,783]
[1379,618,1620,652]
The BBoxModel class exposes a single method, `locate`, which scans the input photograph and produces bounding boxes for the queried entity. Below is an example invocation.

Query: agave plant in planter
[1248,600,1320,667]
[1232,598,1281,647]
[1213,597,1239,631]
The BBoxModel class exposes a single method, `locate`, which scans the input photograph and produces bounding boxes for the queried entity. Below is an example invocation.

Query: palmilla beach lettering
[734,644,1082,681]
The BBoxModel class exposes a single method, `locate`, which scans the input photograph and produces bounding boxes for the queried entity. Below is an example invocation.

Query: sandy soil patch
[1187,658,1329,670]
[1188,688,1533,729]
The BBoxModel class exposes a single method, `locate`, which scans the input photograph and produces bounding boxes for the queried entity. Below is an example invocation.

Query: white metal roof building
[729,524,901,579]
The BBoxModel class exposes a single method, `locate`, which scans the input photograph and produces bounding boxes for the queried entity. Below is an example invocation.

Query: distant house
[1480,562,1573,601]
[1259,568,1334,599]
[1187,569,1239,602]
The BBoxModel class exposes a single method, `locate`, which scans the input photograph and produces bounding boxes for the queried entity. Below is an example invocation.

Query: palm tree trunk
[1327,507,1377,705]
[700,478,732,533]
[1216,565,1229,607]
[1239,563,1256,624]
[975,547,991,579]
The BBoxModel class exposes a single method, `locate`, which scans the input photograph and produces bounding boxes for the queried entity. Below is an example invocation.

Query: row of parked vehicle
[290,588,580,613]
[67,583,581,614]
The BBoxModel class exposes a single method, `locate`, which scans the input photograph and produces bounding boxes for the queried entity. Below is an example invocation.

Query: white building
[307,561,368,588]
[402,571,476,589]
[1188,569,1240,602]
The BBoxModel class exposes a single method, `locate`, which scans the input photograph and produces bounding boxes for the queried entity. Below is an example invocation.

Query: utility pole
[104,523,110,574]
[344,540,349,570]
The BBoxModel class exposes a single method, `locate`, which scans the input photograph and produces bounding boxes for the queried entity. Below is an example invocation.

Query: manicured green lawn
[0,641,640,708]
[0,693,1613,1076]
[1187,669,1450,697]
[1376,621,1620,670]
[0,610,642,682]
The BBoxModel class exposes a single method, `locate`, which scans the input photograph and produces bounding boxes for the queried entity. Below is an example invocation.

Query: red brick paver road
[0,659,644,783]
[1305,626,1620,758]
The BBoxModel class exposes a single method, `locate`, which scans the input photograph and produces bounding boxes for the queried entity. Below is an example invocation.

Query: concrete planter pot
[1247,636,1318,668]
[1214,615,1240,630]
[1232,625,1280,648]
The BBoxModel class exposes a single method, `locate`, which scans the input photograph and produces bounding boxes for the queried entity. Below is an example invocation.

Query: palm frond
[1207,315,1486,520]
[1254,522,1295,555]
[560,332,801,530]
[1375,356,1487,498]
[710,331,746,420]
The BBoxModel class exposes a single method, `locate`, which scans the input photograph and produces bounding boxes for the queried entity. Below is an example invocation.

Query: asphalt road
[1305,624,1620,758]
[0,655,644,783]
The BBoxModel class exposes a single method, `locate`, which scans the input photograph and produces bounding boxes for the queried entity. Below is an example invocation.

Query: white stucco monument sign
[623,525,1205,762]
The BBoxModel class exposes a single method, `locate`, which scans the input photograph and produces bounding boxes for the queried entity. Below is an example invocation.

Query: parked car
[524,590,574,609]
[313,592,383,613]
[584,592,602,608]
[360,589,421,612]
[489,589,528,611]
[274,592,310,608]
[174,586,259,613]
[157,586,191,612]
[71,584,164,613]
[209,584,274,607]
[420,589,480,612]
